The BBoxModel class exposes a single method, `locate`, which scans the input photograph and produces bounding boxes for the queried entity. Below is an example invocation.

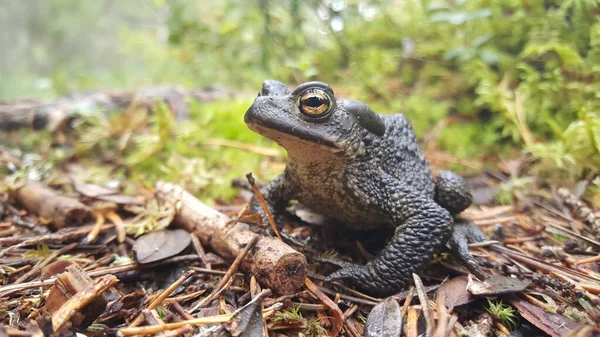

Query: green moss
[4,0,600,194]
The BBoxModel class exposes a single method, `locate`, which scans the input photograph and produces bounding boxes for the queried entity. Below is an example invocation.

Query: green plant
[22,245,52,259]
[4,0,600,197]
[494,176,535,205]
[271,306,303,322]
[528,111,600,181]
[486,298,518,330]
[271,306,328,336]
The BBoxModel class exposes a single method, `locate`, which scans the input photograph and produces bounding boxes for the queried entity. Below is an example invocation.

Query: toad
[244,80,487,296]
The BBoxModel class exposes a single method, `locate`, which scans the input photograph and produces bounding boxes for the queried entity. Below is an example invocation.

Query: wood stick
[154,181,307,295]
[413,273,433,337]
[246,173,283,241]
[0,85,240,131]
[129,270,196,327]
[12,180,92,229]
[189,237,258,312]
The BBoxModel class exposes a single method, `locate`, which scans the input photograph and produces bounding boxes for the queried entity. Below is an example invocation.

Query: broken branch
[12,180,92,229]
[154,181,307,295]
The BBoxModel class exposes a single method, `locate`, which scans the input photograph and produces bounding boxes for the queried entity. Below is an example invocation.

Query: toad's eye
[298,89,332,118]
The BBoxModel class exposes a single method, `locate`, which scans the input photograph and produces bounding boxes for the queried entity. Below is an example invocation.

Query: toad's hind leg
[435,170,488,279]
[448,218,488,279]
[323,164,454,296]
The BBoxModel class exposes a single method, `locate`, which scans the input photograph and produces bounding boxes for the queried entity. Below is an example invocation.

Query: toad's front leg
[324,164,453,296]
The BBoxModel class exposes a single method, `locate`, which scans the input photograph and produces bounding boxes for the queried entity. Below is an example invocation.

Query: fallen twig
[12,180,92,229]
[413,273,433,337]
[129,270,196,327]
[118,303,281,336]
[190,236,258,312]
[154,181,307,295]
[14,242,78,284]
[305,278,343,337]
[246,172,283,241]
[0,254,200,297]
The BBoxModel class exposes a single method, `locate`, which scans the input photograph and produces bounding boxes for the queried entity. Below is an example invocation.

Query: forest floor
[0,88,599,337]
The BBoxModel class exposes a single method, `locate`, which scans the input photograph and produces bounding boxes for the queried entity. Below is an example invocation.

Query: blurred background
[1,0,599,200]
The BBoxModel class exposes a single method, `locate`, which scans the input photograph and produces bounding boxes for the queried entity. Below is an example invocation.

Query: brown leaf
[436,276,475,308]
[467,275,531,296]
[229,289,271,337]
[510,298,580,337]
[42,260,76,279]
[75,183,145,205]
[74,184,118,198]
[364,297,402,337]
[96,194,145,205]
[134,229,192,264]
[104,290,147,316]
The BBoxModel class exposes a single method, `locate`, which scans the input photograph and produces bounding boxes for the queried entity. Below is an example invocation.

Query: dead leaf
[437,276,475,308]
[103,290,147,316]
[134,229,192,264]
[229,289,271,337]
[42,260,76,279]
[75,184,118,198]
[467,275,531,296]
[75,183,145,205]
[364,297,402,337]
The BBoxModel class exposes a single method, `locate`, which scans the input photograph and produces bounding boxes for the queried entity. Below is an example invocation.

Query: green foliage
[0,150,54,193]
[148,0,600,179]
[156,306,166,318]
[22,244,51,259]
[3,0,600,191]
[528,111,600,181]
[494,176,535,205]
[71,97,277,201]
[271,306,328,337]
[485,298,518,330]
[304,317,330,337]
[271,305,303,322]
[551,232,569,243]
[125,198,177,237]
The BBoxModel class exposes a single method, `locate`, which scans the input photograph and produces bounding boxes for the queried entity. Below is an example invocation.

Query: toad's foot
[448,218,488,280]
[319,258,399,296]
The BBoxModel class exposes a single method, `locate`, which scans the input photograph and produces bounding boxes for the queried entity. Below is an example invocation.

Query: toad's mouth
[248,122,341,151]
[245,106,340,150]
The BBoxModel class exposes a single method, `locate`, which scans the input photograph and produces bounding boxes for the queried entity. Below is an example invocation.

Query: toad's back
[284,113,436,229]
[369,114,436,198]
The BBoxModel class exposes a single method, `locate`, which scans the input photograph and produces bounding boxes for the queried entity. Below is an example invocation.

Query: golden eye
[298,89,332,117]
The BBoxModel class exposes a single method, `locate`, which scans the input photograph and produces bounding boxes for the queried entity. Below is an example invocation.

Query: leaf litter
[0,89,599,336]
